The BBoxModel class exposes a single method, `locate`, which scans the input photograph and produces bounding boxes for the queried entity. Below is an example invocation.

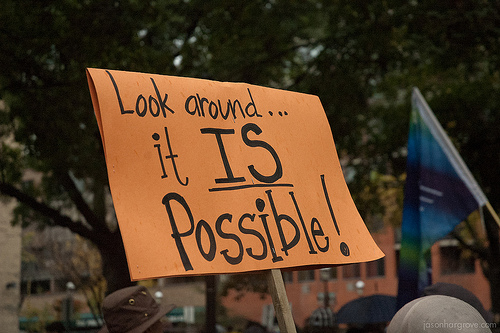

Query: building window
[282,271,294,283]
[342,263,361,279]
[367,258,385,278]
[298,269,315,282]
[440,245,475,275]
[21,279,51,295]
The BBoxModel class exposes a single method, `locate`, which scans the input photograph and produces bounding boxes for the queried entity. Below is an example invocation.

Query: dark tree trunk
[97,231,134,294]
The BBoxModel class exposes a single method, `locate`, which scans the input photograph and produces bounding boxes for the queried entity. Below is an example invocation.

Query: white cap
[387,295,492,333]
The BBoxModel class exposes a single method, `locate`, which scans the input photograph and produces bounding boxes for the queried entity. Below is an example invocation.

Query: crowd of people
[98,283,495,333]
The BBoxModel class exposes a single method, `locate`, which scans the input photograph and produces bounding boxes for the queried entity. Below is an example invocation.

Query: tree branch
[0,181,98,242]
[58,172,109,234]
[451,229,488,259]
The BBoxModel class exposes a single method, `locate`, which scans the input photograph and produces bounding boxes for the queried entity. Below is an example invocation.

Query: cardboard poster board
[87,68,383,281]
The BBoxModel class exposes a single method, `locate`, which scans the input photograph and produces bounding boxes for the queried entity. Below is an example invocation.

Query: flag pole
[485,201,500,227]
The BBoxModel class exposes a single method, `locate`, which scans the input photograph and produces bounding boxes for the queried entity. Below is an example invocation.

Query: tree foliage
[1,0,500,311]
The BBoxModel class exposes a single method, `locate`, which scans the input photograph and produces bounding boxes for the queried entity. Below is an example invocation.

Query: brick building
[221,225,491,330]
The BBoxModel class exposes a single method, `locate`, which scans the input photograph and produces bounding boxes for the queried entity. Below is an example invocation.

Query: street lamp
[310,268,336,330]
[319,268,331,308]
[154,290,164,304]
[66,281,76,291]
[355,280,365,296]
[63,281,76,330]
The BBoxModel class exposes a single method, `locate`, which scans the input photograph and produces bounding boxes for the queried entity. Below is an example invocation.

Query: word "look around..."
[106,70,262,121]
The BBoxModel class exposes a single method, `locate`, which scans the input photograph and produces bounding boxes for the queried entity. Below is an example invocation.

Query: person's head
[99,285,175,333]
[387,295,491,333]
[424,282,493,323]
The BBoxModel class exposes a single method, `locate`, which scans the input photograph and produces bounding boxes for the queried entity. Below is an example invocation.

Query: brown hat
[99,285,175,333]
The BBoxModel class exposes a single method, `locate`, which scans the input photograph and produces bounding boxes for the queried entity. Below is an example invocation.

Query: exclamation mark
[321,174,350,256]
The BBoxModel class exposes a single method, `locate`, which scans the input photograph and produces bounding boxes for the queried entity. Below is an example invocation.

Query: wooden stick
[266,269,297,333]
[485,201,500,228]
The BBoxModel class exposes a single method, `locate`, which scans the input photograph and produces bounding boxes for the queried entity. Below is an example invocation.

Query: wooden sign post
[267,269,296,333]
[87,68,384,328]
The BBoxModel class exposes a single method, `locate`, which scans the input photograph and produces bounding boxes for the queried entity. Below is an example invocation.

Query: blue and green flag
[396,87,487,309]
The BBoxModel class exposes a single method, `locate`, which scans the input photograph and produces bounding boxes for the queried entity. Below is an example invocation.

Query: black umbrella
[336,294,397,325]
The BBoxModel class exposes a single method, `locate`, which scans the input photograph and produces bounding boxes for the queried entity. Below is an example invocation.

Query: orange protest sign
[87,68,383,280]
